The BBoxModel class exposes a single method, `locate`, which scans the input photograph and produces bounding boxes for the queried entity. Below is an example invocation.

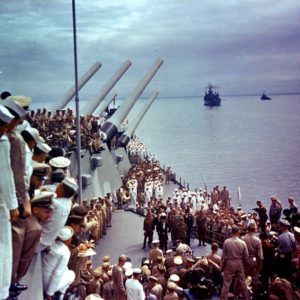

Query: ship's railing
[161,164,190,190]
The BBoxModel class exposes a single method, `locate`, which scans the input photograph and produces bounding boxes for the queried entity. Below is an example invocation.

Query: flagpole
[237,186,241,207]
[202,174,208,191]
[72,0,82,203]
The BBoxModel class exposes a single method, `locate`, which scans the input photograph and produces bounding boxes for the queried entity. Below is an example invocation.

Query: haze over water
[133,94,300,211]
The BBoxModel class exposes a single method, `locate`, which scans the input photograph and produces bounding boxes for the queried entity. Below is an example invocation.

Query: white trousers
[0,205,12,299]
[43,269,75,296]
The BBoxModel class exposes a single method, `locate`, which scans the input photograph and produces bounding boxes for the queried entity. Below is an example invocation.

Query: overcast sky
[0,0,300,104]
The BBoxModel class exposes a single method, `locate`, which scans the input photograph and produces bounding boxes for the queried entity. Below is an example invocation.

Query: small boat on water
[204,84,221,106]
[261,92,271,100]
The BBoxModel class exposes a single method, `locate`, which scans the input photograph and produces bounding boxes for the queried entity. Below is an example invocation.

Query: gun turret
[101,58,163,141]
[81,60,131,115]
[118,91,158,147]
[50,61,101,111]
[94,93,117,116]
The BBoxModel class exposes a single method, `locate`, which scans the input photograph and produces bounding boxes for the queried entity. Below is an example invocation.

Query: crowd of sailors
[1,92,300,300]
[121,145,300,299]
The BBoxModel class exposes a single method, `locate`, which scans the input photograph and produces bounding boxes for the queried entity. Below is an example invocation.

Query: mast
[72,0,82,203]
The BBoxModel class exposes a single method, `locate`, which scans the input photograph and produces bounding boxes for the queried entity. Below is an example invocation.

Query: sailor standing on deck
[42,226,75,300]
[128,177,138,207]
[275,219,296,280]
[220,225,249,300]
[38,177,78,251]
[0,105,19,300]
[125,268,145,300]
[2,97,36,293]
[112,254,127,300]
[241,223,264,296]
[145,180,153,205]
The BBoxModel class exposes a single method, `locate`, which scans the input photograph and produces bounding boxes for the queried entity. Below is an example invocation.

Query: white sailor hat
[152,239,160,244]
[294,226,300,234]
[173,256,183,265]
[0,104,14,123]
[84,294,103,300]
[125,268,133,277]
[6,95,32,108]
[62,177,78,192]
[124,261,132,270]
[149,276,158,282]
[161,212,167,218]
[133,268,141,274]
[49,156,71,168]
[169,274,180,282]
[166,249,173,254]
[279,219,290,227]
[37,141,52,153]
[2,99,27,118]
[23,126,45,146]
[17,119,31,132]
[58,226,74,241]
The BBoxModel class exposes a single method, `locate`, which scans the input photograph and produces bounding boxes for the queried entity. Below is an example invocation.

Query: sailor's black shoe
[9,282,28,292]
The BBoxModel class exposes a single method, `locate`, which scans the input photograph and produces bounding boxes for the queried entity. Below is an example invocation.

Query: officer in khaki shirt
[242,222,263,294]
[220,225,249,300]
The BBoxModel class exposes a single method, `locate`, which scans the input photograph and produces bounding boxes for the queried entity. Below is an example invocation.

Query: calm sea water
[132,95,300,211]
[34,94,300,212]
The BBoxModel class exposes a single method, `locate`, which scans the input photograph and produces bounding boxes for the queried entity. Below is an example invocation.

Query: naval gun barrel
[94,93,117,116]
[118,91,158,147]
[101,58,163,140]
[81,60,131,115]
[50,61,102,111]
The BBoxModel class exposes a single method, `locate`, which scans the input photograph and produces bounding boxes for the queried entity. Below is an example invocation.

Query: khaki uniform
[150,283,163,300]
[163,292,179,300]
[96,207,103,239]
[112,264,126,300]
[220,236,249,300]
[9,130,42,282]
[101,205,107,235]
[149,248,164,269]
[242,233,263,292]
[12,215,42,282]
[105,197,113,227]
[102,280,114,300]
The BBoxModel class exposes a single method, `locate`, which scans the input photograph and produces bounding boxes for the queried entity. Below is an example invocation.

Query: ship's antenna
[72,0,83,203]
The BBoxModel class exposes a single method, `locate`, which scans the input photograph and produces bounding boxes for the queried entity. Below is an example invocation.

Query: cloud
[0,0,300,101]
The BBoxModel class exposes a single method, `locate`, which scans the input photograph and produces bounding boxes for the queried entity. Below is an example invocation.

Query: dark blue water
[132,95,300,211]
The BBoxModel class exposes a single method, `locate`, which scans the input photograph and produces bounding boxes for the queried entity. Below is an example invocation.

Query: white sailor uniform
[42,240,75,296]
[0,134,19,299]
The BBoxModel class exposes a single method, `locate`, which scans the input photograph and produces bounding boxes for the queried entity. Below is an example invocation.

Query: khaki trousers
[11,215,42,282]
[220,259,249,300]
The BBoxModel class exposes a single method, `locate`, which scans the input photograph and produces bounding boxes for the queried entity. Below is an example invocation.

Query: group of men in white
[0,95,79,300]
[172,188,211,212]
